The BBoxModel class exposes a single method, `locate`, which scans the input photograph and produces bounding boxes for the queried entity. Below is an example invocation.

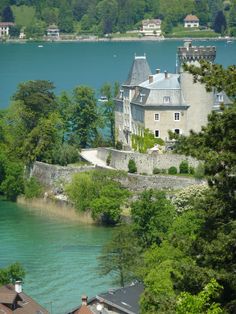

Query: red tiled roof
[142,19,161,26]
[0,285,49,314]
[0,303,13,314]
[184,14,199,21]
[74,305,94,314]
[0,22,15,27]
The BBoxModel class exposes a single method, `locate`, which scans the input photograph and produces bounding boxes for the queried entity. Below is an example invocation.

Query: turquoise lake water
[0,201,114,313]
[0,40,235,108]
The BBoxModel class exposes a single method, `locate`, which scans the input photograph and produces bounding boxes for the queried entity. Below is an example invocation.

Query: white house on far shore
[46,24,60,39]
[140,19,162,36]
[0,22,15,38]
[184,15,199,28]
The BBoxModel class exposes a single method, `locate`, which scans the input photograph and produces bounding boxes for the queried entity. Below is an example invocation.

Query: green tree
[213,10,227,34]
[169,61,236,312]
[96,0,118,34]
[2,5,14,22]
[58,1,74,33]
[176,279,223,314]
[0,263,25,285]
[100,82,119,146]
[131,190,175,247]
[7,80,61,163]
[67,86,100,148]
[98,225,141,287]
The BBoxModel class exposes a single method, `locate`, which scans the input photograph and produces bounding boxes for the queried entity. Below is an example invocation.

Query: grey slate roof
[96,282,144,314]
[132,73,188,107]
[123,56,151,87]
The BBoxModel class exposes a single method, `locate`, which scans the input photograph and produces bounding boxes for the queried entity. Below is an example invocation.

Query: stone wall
[31,161,95,187]
[97,147,198,174]
[31,160,204,192]
[119,173,204,192]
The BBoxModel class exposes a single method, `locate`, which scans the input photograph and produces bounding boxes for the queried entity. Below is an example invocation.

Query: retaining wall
[97,147,198,175]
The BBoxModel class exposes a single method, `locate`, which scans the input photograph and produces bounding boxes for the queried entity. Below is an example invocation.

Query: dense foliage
[65,169,129,224]
[0,263,25,285]
[0,0,235,37]
[97,62,236,313]
[0,80,116,200]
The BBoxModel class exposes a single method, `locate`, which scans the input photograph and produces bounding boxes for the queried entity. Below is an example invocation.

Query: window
[154,113,160,121]
[217,94,223,102]
[174,129,180,135]
[155,130,159,138]
[163,96,171,103]
[174,112,180,121]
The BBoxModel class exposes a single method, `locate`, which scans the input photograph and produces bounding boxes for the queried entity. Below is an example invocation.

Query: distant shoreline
[2,36,235,44]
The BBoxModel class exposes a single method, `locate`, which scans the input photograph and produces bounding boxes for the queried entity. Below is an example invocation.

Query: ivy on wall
[131,128,164,153]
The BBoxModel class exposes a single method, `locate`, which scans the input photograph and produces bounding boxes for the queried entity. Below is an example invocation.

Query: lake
[0,200,114,314]
[0,40,236,108]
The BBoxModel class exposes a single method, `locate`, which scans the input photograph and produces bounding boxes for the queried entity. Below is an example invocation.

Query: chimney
[149,75,154,84]
[15,281,22,293]
[164,70,168,79]
[81,295,88,306]
[156,68,160,74]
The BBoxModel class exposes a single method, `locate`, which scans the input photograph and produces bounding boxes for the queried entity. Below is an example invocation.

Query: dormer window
[119,89,124,99]
[140,93,145,102]
[163,96,171,103]
[217,93,223,102]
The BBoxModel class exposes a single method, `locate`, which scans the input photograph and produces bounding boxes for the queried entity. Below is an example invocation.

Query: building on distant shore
[114,41,225,149]
[140,19,162,36]
[184,14,199,28]
[0,281,49,313]
[46,24,60,39]
[68,282,144,314]
[0,22,15,38]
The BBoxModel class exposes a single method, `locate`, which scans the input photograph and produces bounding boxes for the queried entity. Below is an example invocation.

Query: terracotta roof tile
[74,305,94,314]
[184,14,199,21]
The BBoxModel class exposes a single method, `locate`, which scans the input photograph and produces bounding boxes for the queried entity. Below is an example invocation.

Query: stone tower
[178,42,216,134]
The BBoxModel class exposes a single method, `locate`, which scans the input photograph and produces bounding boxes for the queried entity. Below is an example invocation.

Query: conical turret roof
[124,55,151,86]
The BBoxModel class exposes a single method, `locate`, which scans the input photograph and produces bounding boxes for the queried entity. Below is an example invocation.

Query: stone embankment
[32,155,203,192]
[97,147,198,175]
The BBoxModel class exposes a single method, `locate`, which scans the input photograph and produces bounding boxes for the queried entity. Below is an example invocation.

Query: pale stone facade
[0,22,14,38]
[115,42,217,149]
[140,19,162,36]
[184,14,199,28]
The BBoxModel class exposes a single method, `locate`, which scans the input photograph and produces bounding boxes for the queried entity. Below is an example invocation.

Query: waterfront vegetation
[1,0,236,39]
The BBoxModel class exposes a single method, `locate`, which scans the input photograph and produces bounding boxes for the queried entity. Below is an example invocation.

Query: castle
[115,42,229,149]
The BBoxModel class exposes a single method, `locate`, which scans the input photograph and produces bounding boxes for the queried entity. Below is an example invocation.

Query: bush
[153,167,161,174]
[115,141,123,150]
[24,176,43,199]
[106,152,112,166]
[168,166,177,175]
[189,166,195,175]
[179,160,189,174]
[128,159,137,173]
[52,143,79,166]
[194,162,205,179]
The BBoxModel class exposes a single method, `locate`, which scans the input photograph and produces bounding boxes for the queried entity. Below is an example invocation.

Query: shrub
[172,184,209,213]
[24,176,43,199]
[115,141,123,150]
[52,143,79,166]
[179,160,189,174]
[194,162,205,179]
[189,166,195,175]
[153,167,161,174]
[106,152,112,166]
[168,166,177,175]
[128,159,137,173]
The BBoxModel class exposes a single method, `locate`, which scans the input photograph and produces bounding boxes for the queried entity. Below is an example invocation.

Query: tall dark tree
[2,5,14,22]
[213,10,227,33]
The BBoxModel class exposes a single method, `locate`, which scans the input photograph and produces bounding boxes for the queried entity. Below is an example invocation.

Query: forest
[0,0,236,37]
